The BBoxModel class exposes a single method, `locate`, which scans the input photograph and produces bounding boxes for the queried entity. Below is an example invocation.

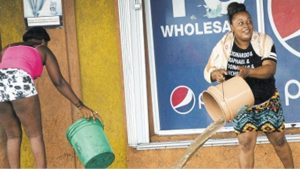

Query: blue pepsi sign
[147,0,299,134]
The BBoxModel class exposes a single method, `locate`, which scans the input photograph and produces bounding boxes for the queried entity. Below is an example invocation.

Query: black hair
[227,2,247,24]
[22,26,51,42]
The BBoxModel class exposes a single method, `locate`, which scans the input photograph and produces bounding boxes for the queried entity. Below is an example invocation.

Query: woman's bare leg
[12,95,46,168]
[237,131,258,168]
[266,132,294,168]
[0,101,22,168]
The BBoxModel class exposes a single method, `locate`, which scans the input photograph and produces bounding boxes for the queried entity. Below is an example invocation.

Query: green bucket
[66,118,115,168]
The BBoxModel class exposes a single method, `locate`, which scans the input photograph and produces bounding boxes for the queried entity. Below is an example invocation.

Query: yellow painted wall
[0,0,23,44]
[75,0,127,168]
[0,0,34,167]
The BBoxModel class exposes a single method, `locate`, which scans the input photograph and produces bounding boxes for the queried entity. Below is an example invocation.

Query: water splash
[173,119,226,169]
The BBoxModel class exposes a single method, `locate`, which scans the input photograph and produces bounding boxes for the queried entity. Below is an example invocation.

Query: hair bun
[227,2,247,23]
[227,2,246,16]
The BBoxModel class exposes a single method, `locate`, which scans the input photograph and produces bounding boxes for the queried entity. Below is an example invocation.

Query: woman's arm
[0,46,9,62]
[38,46,99,120]
[0,50,3,62]
[239,60,276,79]
[204,32,233,83]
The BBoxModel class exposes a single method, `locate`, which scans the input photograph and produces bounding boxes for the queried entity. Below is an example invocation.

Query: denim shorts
[0,68,38,102]
[233,90,285,134]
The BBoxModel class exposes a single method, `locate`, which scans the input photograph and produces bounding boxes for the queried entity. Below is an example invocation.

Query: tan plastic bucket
[202,76,254,122]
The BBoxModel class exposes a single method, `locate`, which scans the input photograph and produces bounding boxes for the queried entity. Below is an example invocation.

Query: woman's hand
[238,67,250,78]
[79,105,103,123]
[211,69,227,83]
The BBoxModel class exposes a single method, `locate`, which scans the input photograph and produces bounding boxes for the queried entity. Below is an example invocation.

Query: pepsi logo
[268,0,300,57]
[170,85,195,114]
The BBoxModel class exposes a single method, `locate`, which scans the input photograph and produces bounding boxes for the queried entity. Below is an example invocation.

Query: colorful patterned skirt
[233,90,285,134]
